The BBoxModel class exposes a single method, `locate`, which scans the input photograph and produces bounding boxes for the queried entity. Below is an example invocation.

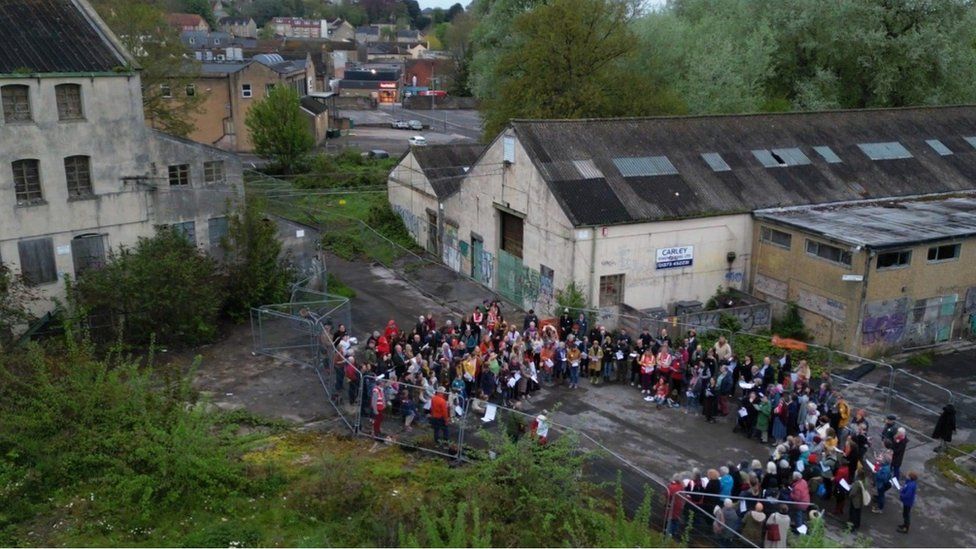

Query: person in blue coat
[897,471,918,534]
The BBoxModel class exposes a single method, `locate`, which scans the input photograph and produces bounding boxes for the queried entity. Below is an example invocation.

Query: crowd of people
[320,303,922,543]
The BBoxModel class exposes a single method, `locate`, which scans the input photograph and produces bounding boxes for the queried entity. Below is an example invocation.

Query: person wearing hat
[531,411,550,444]
[429,386,450,446]
[559,308,573,341]
[881,414,899,448]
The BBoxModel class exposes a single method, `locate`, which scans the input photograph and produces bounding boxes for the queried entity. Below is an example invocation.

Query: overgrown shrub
[556,281,588,317]
[71,228,225,346]
[772,301,809,340]
[0,263,36,352]
[221,199,295,321]
[0,340,251,541]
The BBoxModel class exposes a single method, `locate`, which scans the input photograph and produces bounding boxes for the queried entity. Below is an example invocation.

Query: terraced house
[0,0,242,317]
[389,107,976,354]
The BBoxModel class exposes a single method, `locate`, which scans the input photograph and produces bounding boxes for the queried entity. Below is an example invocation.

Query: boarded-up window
[71,234,106,277]
[599,274,624,307]
[12,159,43,205]
[55,84,84,120]
[168,164,190,186]
[1,85,31,123]
[18,238,57,286]
[172,221,197,245]
[204,161,225,184]
[208,217,228,249]
[64,155,93,197]
[499,210,523,258]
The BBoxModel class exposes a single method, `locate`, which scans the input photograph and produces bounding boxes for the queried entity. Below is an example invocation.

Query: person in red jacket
[665,473,687,538]
[429,387,450,446]
[383,319,399,342]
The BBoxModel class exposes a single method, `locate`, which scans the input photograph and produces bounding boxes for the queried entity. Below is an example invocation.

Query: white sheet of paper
[791,373,798,384]
[507,377,516,388]
[454,405,464,416]
[797,525,808,535]
[701,477,708,487]
[514,371,522,382]
[839,478,851,491]
[531,375,538,383]
[739,500,747,513]
[865,461,876,473]
[891,477,901,491]
[616,351,624,360]
[481,404,497,423]
[738,407,748,418]
[797,460,805,473]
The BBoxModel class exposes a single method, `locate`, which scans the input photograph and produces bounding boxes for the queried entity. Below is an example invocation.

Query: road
[327,104,483,156]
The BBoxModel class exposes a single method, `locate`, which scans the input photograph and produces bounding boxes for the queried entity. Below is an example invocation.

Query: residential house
[752,194,976,355]
[396,29,423,44]
[181,53,320,152]
[388,107,976,339]
[1,0,242,316]
[271,17,328,39]
[388,143,486,254]
[218,16,257,38]
[300,96,330,144]
[181,30,254,62]
[247,38,357,88]
[166,12,210,32]
[328,18,355,42]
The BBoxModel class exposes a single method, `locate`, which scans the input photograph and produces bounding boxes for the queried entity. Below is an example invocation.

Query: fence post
[883,361,895,416]
[456,397,470,461]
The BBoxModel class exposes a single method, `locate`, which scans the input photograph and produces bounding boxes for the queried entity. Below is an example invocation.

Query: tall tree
[446,2,465,21]
[92,0,204,137]
[480,0,684,137]
[245,85,314,174]
[636,0,976,113]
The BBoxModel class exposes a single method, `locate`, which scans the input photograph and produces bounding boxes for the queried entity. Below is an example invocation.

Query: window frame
[876,249,911,271]
[168,164,191,186]
[241,83,253,98]
[598,273,625,308]
[805,238,852,267]
[203,161,225,185]
[185,83,196,97]
[927,243,961,263]
[1,84,32,123]
[160,83,172,99]
[760,226,792,250]
[17,237,57,286]
[55,83,85,121]
[64,155,94,198]
[208,216,229,249]
[11,159,44,205]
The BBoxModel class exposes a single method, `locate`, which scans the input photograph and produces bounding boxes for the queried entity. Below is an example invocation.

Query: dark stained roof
[219,16,252,25]
[510,106,976,226]
[300,96,329,115]
[755,193,976,248]
[0,0,129,74]
[411,143,486,198]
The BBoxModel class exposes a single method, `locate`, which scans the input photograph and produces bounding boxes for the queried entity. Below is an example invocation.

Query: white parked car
[408,119,423,130]
[408,135,427,146]
[391,120,409,129]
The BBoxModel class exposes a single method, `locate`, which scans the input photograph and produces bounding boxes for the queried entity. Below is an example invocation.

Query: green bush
[0,341,252,541]
[71,227,225,346]
[772,301,809,340]
[0,263,36,352]
[221,199,295,321]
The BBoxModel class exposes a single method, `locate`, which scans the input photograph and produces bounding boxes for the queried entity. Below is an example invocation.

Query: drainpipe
[854,247,873,355]
[589,226,598,309]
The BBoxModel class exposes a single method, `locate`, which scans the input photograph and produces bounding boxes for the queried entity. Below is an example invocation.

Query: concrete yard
[192,254,976,547]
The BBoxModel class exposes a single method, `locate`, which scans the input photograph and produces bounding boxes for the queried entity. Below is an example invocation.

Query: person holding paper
[847,470,869,531]
[872,451,894,514]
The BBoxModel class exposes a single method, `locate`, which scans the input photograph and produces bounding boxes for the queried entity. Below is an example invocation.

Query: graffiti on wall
[392,204,423,243]
[442,225,461,271]
[861,298,909,345]
[753,273,788,300]
[796,289,847,322]
[682,303,772,332]
[539,265,555,311]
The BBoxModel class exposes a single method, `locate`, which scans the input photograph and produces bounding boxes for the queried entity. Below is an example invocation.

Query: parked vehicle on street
[408,136,427,146]
[361,149,390,159]
[391,120,409,129]
[408,120,423,130]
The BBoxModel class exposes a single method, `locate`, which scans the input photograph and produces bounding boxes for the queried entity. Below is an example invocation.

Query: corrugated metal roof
[409,143,486,198]
[755,194,976,248]
[612,156,678,177]
[509,106,976,227]
[0,0,129,74]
